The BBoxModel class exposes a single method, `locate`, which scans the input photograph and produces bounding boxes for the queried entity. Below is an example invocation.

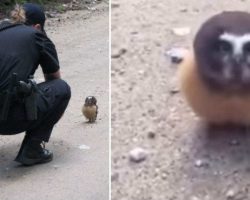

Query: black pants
[0,79,71,142]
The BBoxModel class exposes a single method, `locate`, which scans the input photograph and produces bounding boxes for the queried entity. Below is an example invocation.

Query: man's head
[10,3,46,33]
[23,3,46,33]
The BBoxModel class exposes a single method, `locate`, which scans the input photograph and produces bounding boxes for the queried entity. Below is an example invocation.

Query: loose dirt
[112,1,250,199]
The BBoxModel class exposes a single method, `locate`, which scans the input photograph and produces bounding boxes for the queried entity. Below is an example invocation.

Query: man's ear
[33,24,42,31]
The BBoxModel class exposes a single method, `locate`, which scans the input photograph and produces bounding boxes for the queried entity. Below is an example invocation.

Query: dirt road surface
[0,3,109,200]
[112,1,250,200]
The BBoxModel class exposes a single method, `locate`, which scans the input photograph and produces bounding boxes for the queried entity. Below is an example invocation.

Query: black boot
[15,136,53,166]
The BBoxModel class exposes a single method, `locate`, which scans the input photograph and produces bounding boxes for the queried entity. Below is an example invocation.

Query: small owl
[82,96,98,123]
[179,11,250,125]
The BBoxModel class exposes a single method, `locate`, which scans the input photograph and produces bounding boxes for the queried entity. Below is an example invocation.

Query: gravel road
[111,1,250,199]
[0,2,109,200]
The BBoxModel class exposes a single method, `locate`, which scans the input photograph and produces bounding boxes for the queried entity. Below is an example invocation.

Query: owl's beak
[233,53,243,65]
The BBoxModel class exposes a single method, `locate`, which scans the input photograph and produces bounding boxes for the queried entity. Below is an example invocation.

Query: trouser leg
[0,79,71,138]
[13,79,71,165]
[25,79,71,142]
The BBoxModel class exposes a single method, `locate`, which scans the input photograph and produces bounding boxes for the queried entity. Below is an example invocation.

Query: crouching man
[0,3,71,165]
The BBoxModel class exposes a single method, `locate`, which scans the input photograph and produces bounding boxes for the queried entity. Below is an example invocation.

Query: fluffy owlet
[82,96,98,123]
[179,11,250,125]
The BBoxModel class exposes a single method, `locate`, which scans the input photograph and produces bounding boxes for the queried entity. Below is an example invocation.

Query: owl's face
[85,96,97,106]
[194,11,250,93]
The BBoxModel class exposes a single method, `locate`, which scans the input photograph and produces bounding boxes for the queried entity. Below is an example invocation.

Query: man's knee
[58,79,71,100]
[49,79,71,100]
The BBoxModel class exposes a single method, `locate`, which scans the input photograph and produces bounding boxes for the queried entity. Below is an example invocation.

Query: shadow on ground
[0,137,71,183]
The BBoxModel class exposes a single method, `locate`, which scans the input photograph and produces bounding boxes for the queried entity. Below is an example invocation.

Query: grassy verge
[0,0,71,18]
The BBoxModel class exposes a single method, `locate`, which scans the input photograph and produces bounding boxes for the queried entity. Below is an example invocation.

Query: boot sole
[15,154,53,166]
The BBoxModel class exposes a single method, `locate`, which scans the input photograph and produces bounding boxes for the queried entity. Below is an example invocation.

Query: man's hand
[44,70,61,81]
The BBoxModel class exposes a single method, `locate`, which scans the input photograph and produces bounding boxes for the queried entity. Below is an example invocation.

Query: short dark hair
[23,3,46,32]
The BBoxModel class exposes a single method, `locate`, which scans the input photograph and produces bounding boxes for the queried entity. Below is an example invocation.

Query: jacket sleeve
[35,31,60,74]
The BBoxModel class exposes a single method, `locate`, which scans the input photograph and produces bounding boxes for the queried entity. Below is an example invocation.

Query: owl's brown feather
[179,51,250,125]
[82,105,98,123]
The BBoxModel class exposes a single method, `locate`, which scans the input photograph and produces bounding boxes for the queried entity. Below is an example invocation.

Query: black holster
[17,76,38,121]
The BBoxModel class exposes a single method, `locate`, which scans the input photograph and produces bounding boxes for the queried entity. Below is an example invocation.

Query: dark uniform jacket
[0,21,59,91]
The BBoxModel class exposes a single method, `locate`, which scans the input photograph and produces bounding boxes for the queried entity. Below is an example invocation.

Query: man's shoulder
[0,20,38,34]
[0,20,21,31]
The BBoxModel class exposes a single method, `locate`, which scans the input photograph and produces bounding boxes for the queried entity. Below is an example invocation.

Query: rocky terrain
[111,0,250,200]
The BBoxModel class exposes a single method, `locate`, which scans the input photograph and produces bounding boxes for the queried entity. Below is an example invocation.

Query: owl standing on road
[82,96,98,123]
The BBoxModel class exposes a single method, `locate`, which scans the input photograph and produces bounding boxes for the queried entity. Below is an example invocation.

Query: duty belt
[0,73,39,121]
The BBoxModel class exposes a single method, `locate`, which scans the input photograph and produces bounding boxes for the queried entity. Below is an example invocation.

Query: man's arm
[35,32,60,78]
[44,70,61,81]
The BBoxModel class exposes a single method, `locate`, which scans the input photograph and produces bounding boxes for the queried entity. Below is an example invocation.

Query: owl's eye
[243,42,250,53]
[217,41,232,53]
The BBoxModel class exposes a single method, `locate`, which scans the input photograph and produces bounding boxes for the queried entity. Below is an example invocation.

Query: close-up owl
[179,11,250,125]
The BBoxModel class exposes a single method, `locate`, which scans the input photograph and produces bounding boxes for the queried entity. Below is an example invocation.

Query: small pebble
[129,147,148,163]
[195,160,203,167]
[195,159,209,168]
[148,131,156,139]
[79,144,90,150]
[191,196,200,200]
[46,12,57,18]
[172,27,191,36]
[161,172,168,180]
[170,88,180,94]
[155,167,160,173]
[132,137,138,143]
[86,7,97,11]
[226,189,235,199]
[111,48,127,59]
[165,47,188,64]
[138,70,145,76]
